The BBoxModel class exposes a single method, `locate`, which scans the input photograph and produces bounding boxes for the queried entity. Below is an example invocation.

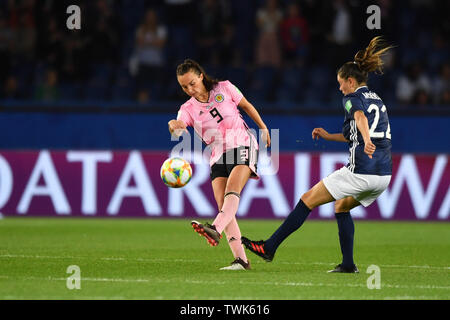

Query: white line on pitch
[0,275,449,291]
[0,253,449,270]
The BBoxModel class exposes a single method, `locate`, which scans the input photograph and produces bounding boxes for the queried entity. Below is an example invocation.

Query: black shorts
[210,146,259,181]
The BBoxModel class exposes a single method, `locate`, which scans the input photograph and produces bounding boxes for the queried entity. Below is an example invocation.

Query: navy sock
[265,199,311,254]
[335,212,355,268]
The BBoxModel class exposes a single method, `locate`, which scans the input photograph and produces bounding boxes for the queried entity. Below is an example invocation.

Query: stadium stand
[0,0,448,111]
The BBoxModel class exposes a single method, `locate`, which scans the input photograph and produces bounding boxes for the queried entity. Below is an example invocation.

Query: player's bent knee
[335,202,353,213]
[334,203,347,213]
[301,180,336,210]
[300,191,315,210]
[335,197,360,213]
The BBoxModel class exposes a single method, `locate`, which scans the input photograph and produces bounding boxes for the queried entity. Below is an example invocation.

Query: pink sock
[224,217,248,263]
[213,193,240,234]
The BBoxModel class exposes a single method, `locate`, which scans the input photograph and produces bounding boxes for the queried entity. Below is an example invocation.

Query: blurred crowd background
[0,0,449,111]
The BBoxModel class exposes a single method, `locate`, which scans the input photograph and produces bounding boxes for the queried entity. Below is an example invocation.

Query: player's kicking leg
[241,237,274,262]
[191,220,222,246]
[242,181,334,263]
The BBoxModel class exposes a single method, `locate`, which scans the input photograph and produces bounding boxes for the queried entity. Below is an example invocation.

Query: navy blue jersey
[342,86,392,175]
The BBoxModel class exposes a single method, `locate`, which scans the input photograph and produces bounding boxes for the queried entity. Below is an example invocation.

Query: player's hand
[261,128,271,148]
[364,140,376,159]
[312,128,329,140]
[168,120,188,137]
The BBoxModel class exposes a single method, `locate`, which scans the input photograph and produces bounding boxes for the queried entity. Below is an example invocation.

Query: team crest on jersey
[345,100,352,113]
[214,93,224,103]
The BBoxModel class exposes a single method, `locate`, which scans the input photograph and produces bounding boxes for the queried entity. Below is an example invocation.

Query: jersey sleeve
[224,80,244,105]
[176,104,193,127]
[343,96,364,117]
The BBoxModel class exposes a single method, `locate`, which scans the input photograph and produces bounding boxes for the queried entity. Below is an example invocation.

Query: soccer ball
[160,157,192,188]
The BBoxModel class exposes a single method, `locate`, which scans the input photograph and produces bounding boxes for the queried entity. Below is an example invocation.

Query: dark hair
[338,36,394,84]
[176,59,220,91]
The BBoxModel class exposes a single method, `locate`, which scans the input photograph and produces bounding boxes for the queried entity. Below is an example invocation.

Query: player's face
[337,74,353,95]
[177,71,206,99]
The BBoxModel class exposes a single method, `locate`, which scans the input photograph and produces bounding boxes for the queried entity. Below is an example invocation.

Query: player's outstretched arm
[312,128,349,143]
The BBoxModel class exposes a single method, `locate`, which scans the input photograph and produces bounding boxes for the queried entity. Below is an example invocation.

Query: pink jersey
[177,80,259,167]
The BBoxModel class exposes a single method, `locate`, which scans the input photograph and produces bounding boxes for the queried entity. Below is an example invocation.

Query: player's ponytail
[176,59,220,91]
[338,36,394,84]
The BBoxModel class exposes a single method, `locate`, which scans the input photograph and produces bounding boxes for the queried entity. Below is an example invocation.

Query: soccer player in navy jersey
[242,36,394,273]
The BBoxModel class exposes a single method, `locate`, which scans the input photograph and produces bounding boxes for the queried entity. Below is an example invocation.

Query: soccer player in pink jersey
[168,59,270,270]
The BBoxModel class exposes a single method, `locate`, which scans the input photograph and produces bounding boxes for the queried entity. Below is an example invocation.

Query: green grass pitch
[0,217,448,300]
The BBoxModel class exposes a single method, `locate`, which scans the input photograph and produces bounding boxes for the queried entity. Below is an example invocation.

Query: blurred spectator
[89,18,119,65]
[88,0,120,64]
[280,1,309,66]
[433,62,450,105]
[94,0,118,26]
[228,0,256,65]
[3,75,20,100]
[412,89,430,106]
[427,33,449,72]
[195,0,228,65]
[137,90,150,104]
[218,21,240,66]
[396,63,432,104]
[377,0,396,40]
[8,0,35,29]
[132,8,168,101]
[163,0,195,64]
[60,33,90,83]
[326,0,352,69]
[34,69,59,102]
[439,90,450,106]
[84,1,122,73]
[39,18,63,69]
[255,0,283,67]
[330,0,352,46]
[0,12,13,86]
[10,0,36,62]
